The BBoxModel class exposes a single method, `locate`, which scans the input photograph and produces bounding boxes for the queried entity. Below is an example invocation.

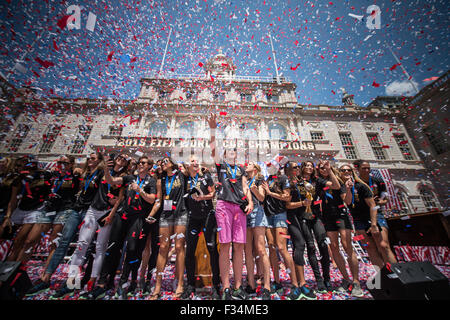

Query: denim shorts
[377,212,389,229]
[37,209,75,225]
[10,205,44,225]
[266,212,288,229]
[159,209,188,228]
[247,205,269,228]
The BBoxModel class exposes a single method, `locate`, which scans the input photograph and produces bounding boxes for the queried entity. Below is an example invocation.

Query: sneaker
[337,279,352,293]
[78,290,91,300]
[127,281,137,297]
[316,280,327,293]
[299,285,317,300]
[115,282,127,300]
[351,282,364,298]
[244,284,256,296]
[142,281,151,295]
[286,286,301,300]
[221,287,232,300]
[25,281,50,296]
[231,286,249,300]
[324,280,334,292]
[180,285,195,300]
[260,288,271,300]
[270,282,283,294]
[211,286,220,300]
[50,285,74,300]
[88,286,107,300]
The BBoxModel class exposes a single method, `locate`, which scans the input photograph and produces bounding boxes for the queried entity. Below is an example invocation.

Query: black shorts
[323,213,353,232]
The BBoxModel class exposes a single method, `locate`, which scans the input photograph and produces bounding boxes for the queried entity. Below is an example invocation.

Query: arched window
[419,187,439,211]
[148,120,168,138]
[268,122,287,140]
[179,121,195,138]
[396,188,411,215]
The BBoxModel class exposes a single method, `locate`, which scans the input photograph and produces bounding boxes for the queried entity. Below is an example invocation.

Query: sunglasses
[117,155,128,162]
[139,161,149,165]
[340,168,352,172]
[162,159,169,165]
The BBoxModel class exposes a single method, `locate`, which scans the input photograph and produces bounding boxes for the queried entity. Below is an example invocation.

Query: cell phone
[108,153,116,168]
[97,212,110,227]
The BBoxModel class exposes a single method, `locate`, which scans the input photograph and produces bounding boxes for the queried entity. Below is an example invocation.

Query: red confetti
[107,51,115,62]
[57,15,71,30]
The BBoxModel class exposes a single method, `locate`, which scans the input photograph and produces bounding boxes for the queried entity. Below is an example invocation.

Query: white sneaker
[351,282,364,297]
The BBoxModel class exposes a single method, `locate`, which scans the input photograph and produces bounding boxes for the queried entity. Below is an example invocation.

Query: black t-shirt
[18,170,53,211]
[0,173,21,211]
[46,170,81,212]
[366,175,387,214]
[263,175,290,216]
[122,174,157,217]
[91,169,125,212]
[247,175,264,207]
[161,170,187,216]
[186,171,214,219]
[288,178,325,220]
[349,181,373,221]
[216,162,246,205]
[73,169,104,212]
[316,179,347,219]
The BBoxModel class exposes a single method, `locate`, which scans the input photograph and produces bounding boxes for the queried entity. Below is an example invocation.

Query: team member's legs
[41,223,65,277]
[150,225,173,299]
[266,228,280,286]
[173,224,186,297]
[204,211,220,293]
[339,228,360,285]
[287,218,307,287]
[7,223,34,261]
[184,217,203,289]
[327,231,351,282]
[42,210,84,282]
[274,227,298,287]
[356,229,384,269]
[244,227,256,289]
[253,226,271,292]
[17,223,51,262]
[97,214,127,289]
[373,227,397,264]
[215,200,233,296]
[300,220,323,284]
[311,219,331,284]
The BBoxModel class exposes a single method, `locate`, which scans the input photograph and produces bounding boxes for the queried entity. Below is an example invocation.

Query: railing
[143,73,291,84]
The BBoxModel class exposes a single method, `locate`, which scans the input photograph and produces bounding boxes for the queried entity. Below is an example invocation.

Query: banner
[371,169,402,216]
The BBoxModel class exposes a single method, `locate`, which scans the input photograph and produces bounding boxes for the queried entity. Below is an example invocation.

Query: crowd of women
[0,113,397,300]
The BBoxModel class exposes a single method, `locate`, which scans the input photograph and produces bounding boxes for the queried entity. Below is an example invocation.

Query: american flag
[371,169,402,216]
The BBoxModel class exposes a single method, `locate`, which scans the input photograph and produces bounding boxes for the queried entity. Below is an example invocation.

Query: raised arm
[103,156,124,185]
[207,113,218,162]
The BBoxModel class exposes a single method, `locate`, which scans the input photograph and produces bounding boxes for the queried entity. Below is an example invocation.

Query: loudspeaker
[368,262,450,300]
[0,261,32,300]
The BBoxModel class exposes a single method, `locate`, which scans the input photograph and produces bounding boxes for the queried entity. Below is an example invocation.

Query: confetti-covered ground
[20,254,450,301]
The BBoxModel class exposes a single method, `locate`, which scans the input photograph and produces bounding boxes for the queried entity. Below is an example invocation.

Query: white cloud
[385,79,418,96]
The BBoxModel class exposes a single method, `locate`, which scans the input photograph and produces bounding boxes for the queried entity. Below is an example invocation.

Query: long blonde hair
[248,162,264,181]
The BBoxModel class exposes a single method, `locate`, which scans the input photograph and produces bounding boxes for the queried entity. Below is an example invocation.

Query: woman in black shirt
[148,157,188,300]
[339,164,384,273]
[7,156,53,262]
[316,162,361,296]
[262,168,299,296]
[14,155,81,263]
[288,160,332,293]
[0,157,24,239]
[181,155,220,300]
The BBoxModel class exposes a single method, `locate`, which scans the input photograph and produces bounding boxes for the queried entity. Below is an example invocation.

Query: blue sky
[0,0,448,108]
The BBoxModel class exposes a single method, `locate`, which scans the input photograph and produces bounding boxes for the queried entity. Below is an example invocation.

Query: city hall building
[0,52,446,217]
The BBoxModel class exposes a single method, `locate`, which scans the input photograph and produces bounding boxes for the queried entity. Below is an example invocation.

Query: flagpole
[268,31,280,84]
[385,41,419,94]
[159,26,172,76]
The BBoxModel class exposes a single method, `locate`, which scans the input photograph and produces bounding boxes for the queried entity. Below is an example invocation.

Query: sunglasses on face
[139,161,149,165]
[117,156,127,162]
[162,159,169,165]
[340,168,352,172]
